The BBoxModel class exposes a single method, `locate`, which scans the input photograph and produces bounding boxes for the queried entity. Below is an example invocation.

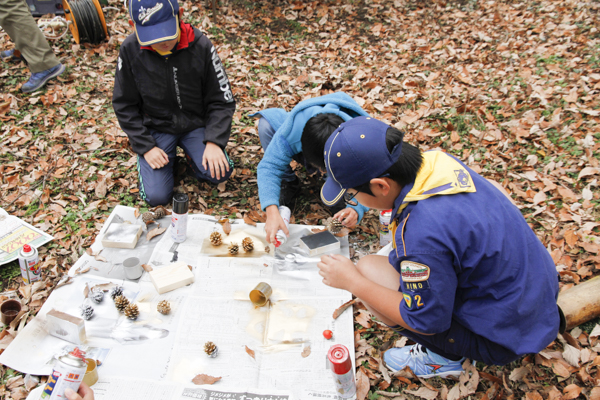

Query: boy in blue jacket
[311,116,561,378]
[252,92,369,245]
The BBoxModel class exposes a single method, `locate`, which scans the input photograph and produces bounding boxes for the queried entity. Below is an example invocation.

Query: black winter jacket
[112,23,235,155]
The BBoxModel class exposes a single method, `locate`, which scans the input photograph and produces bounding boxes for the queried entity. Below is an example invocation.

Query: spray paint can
[379,209,393,247]
[40,348,88,399]
[18,244,41,285]
[327,344,356,398]
[171,193,189,243]
[274,206,291,248]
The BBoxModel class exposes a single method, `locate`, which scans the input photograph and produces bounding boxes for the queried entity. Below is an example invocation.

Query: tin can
[171,193,189,243]
[327,344,356,398]
[379,209,393,247]
[274,206,291,247]
[18,244,41,285]
[41,348,88,399]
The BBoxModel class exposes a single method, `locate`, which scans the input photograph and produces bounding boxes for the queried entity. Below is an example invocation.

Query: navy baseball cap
[321,116,403,206]
[129,0,179,46]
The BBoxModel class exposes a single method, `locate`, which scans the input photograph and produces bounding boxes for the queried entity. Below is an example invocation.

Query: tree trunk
[557,276,600,331]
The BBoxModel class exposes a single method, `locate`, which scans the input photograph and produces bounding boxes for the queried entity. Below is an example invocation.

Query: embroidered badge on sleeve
[400,261,431,282]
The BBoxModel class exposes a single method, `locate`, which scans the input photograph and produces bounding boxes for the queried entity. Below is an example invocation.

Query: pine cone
[110,286,124,300]
[204,341,218,358]
[328,219,344,234]
[124,303,139,320]
[90,290,104,304]
[242,237,254,252]
[210,231,222,246]
[228,242,239,255]
[114,295,129,312]
[80,305,94,320]
[153,206,167,219]
[142,211,156,224]
[157,300,171,315]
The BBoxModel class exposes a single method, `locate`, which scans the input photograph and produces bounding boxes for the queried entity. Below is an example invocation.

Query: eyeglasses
[343,191,359,206]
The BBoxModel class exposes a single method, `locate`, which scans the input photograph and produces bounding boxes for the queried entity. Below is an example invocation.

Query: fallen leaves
[301,345,311,358]
[191,374,221,385]
[245,345,255,359]
[333,298,357,319]
[146,224,167,241]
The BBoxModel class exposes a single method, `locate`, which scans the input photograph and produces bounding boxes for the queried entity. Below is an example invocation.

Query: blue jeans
[257,117,298,183]
[137,128,232,206]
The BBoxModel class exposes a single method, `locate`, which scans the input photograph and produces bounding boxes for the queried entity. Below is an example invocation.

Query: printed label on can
[379,209,393,247]
[275,206,291,247]
[18,246,40,285]
[171,212,188,243]
[40,357,86,399]
[331,369,356,398]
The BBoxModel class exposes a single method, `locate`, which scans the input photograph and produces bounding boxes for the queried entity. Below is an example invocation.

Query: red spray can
[327,344,356,398]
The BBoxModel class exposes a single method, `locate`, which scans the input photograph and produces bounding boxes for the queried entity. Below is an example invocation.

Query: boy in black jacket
[112,0,235,206]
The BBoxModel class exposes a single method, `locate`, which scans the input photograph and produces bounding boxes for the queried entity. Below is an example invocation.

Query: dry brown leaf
[334,227,351,237]
[562,384,582,399]
[134,208,140,218]
[333,298,357,319]
[356,367,370,400]
[191,374,222,385]
[405,386,439,400]
[147,224,167,241]
[311,227,327,233]
[243,214,257,226]
[222,220,232,235]
[142,264,153,272]
[301,345,311,358]
[355,310,372,328]
[245,345,255,359]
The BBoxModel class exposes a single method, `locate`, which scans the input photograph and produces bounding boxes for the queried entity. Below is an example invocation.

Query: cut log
[557,276,600,330]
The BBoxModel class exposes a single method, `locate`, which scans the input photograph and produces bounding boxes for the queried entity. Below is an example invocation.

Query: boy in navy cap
[112,0,235,206]
[311,116,561,377]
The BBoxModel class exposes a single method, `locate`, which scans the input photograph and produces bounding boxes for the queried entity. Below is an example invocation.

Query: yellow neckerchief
[390,150,477,250]
[154,27,181,56]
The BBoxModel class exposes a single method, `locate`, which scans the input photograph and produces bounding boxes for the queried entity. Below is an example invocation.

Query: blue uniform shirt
[389,151,559,357]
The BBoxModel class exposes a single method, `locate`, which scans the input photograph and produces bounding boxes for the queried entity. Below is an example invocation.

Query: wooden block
[149,261,195,294]
[299,230,340,256]
[46,309,86,344]
[101,223,143,249]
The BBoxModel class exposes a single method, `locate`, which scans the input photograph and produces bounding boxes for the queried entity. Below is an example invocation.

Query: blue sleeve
[347,203,368,223]
[257,135,295,210]
[389,249,456,334]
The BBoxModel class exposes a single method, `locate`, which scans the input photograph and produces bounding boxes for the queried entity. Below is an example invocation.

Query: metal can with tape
[41,348,88,399]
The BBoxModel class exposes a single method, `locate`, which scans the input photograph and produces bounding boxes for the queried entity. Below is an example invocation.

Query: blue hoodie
[251,92,370,220]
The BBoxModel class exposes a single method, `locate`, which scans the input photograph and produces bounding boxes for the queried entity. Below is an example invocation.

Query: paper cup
[123,257,143,280]
[1,299,22,325]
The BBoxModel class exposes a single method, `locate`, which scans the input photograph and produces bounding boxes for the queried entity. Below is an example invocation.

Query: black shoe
[328,202,345,216]
[280,177,300,208]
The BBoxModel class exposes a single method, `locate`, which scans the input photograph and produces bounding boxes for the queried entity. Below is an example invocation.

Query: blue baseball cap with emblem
[321,116,403,206]
[129,0,179,46]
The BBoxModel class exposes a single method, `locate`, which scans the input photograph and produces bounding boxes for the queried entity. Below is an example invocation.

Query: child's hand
[144,147,169,169]
[265,205,288,245]
[333,208,358,228]
[317,254,362,291]
[65,382,95,400]
[202,142,230,180]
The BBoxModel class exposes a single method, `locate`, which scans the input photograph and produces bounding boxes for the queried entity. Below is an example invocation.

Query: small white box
[149,261,195,294]
[101,223,143,249]
[46,309,86,344]
[298,231,340,256]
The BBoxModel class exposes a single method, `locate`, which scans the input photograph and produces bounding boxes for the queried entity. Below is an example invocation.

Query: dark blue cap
[129,0,179,46]
[321,116,403,206]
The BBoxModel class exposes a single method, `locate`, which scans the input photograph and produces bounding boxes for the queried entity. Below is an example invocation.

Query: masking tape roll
[249,282,272,307]
[83,358,98,386]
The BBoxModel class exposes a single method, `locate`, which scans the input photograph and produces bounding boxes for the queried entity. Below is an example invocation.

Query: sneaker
[0,49,24,62]
[383,344,465,378]
[21,63,65,93]
[280,176,300,208]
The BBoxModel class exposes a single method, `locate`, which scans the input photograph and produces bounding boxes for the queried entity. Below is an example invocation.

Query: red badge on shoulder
[400,261,431,282]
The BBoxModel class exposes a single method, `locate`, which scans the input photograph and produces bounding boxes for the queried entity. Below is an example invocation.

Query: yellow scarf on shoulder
[391,151,477,249]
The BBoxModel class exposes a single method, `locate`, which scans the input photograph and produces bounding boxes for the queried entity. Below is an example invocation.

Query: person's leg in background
[179,127,233,185]
[0,0,64,92]
[257,117,300,206]
[137,131,180,206]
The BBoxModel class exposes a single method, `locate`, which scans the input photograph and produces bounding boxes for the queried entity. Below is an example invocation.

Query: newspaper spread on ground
[0,207,53,265]
[3,206,356,400]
